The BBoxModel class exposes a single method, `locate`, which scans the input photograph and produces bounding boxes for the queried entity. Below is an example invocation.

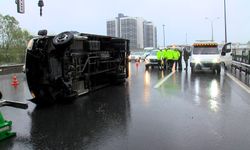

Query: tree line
[0,13,32,64]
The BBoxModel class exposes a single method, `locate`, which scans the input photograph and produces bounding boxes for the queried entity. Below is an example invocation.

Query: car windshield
[193,47,219,54]
[149,50,158,56]
[131,52,143,55]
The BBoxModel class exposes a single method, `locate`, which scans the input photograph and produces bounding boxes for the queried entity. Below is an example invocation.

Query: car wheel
[191,66,194,73]
[221,62,227,70]
[52,31,74,48]
[224,66,228,70]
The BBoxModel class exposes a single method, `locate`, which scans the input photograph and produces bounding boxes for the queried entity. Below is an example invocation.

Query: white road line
[226,72,250,94]
[154,71,176,89]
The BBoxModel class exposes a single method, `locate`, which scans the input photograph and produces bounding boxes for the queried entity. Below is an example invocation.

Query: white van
[220,43,233,69]
[190,42,221,74]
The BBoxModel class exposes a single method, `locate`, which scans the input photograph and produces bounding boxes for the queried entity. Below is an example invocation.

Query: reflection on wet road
[1,62,250,150]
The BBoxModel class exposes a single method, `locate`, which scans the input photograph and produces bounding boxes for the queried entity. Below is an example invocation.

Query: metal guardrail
[0,64,24,75]
[232,48,250,64]
[231,61,250,75]
[231,47,250,76]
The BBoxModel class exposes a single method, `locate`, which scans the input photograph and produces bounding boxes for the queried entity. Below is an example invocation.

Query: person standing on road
[183,47,190,70]
[173,48,180,70]
[177,48,182,70]
[162,49,168,70]
[166,48,173,71]
[157,50,163,70]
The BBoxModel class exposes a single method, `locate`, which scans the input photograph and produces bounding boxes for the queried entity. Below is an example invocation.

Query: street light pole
[211,21,214,41]
[224,0,228,43]
[205,17,219,42]
[162,24,165,48]
[185,33,188,45]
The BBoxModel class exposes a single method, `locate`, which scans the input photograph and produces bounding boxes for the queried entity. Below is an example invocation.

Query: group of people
[156,46,190,71]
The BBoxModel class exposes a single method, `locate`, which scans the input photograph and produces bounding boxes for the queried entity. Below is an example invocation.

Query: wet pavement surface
[0,62,250,150]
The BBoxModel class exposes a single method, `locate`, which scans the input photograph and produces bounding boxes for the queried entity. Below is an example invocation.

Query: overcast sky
[0,0,250,46]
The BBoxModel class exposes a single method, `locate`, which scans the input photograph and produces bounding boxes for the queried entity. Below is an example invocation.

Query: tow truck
[24,30,130,105]
[190,42,221,74]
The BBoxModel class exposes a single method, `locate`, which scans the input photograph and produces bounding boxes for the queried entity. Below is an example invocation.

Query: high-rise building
[143,21,157,48]
[107,13,126,37]
[107,20,116,37]
[107,13,157,50]
[120,17,144,49]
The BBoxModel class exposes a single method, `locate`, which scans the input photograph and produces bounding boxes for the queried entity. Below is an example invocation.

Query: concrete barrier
[0,64,24,75]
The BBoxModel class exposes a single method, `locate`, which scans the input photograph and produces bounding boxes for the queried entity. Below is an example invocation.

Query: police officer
[162,49,168,70]
[173,48,180,70]
[177,48,182,70]
[157,50,163,70]
[183,47,190,70]
[166,48,174,71]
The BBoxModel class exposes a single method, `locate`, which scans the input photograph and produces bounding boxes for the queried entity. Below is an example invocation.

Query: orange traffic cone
[11,75,19,87]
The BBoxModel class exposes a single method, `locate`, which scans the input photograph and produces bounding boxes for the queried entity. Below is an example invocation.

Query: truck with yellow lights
[190,42,221,74]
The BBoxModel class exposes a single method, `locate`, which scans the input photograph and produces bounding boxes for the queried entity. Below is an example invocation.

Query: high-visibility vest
[166,49,173,60]
[157,50,162,60]
[177,50,180,59]
[173,50,180,60]
[162,49,167,59]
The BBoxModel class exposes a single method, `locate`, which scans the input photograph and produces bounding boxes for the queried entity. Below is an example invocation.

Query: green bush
[0,13,31,65]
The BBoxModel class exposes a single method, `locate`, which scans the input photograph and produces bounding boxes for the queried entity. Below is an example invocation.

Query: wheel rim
[56,33,69,43]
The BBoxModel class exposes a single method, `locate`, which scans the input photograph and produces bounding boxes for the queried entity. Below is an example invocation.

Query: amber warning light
[193,43,218,47]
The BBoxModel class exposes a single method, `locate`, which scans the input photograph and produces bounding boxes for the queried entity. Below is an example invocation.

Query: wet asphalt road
[0,62,250,150]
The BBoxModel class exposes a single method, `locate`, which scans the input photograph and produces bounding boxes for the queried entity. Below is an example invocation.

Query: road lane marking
[226,72,250,94]
[154,71,176,89]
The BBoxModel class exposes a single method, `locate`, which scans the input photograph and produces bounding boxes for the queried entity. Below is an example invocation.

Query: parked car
[128,51,144,61]
[142,50,152,60]
[144,49,159,70]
